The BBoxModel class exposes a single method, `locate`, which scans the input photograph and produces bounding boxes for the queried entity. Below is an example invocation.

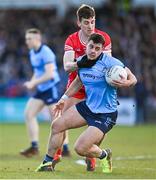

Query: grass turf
[0,123,156,179]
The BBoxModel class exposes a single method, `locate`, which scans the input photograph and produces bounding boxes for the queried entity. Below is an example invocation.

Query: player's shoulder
[101,53,121,66]
[41,44,56,58]
[29,49,33,54]
[41,44,51,51]
[95,29,111,40]
[66,31,79,41]
[100,53,110,63]
[65,31,79,50]
[41,44,54,53]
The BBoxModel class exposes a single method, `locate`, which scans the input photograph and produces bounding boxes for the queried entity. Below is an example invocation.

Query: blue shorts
[76,101,118,134]
[33,86,59,105]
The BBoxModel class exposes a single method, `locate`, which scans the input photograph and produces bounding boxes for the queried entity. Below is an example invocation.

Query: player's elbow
[64,65,74,73]
[64,61,78,73]
[133,76,137,86]
[46,72,53,80]
[129,75,137,87]
[64,66,71,72]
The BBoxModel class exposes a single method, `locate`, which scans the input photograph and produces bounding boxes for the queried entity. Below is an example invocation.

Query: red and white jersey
[64,29,112,99]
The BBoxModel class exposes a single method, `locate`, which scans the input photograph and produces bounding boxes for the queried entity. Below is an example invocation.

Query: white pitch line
[113,166,156,172]
[114,155,156,160]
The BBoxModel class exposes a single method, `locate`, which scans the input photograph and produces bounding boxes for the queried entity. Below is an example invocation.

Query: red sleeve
[103,32,112,51]
[64,35,74,51]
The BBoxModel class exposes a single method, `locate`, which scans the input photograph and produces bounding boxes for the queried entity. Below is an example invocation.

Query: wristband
[61,94,69,100]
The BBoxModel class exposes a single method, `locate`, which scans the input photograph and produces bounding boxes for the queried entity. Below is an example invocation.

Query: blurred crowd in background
[0,1,156,118]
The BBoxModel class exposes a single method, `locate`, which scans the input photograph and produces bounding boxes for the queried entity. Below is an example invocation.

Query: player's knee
[74,143,86,156]
[24,109,34,121]
[51,119,61,134]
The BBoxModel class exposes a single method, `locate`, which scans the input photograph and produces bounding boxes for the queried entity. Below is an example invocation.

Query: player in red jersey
[36,4,112,172]
[60,4,111,158]
[64,29,111,99]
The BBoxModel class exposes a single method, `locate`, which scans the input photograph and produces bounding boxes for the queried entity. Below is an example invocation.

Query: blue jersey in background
[29,44,60,92]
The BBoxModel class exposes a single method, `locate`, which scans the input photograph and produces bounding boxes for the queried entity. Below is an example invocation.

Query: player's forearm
[33,73,52,86]
[126,68,137,87]
[31,74,36,81]
[63,51,77,72]
[63,77,82,98]
[64,61,78,72]
[127,73,137,86]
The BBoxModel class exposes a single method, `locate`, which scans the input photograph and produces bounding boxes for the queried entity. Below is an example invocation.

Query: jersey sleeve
[42,46,56,65]
[64,36,74,51]
[102,32,112,54]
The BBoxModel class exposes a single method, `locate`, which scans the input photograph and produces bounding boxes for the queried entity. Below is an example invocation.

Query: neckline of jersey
[34,44,43,54]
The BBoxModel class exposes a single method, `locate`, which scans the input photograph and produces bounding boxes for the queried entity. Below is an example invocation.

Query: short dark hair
[88,33,105,46]
[26,28,41,35]
[77,4,95,22]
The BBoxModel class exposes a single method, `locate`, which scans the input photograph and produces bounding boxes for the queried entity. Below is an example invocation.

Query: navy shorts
[76,101,118,134]
[33,86,59,105]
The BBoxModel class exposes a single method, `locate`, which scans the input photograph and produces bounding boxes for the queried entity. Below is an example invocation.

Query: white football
[105,65,127,86]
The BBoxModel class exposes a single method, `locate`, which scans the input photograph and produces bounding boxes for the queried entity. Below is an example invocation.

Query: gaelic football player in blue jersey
[20,29,60,157]
[36,33,137,173]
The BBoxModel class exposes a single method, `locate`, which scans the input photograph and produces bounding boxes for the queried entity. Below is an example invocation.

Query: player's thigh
[63,97,83,112]
[25,98,45,117]
[75,126,104,149]
[52,106,87,133]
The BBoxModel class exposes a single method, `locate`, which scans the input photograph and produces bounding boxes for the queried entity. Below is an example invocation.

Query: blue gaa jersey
[78,53,124,113]
[29,44,60,91]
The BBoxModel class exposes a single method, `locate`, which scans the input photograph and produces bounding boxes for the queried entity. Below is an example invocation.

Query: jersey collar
[34,44,43,54]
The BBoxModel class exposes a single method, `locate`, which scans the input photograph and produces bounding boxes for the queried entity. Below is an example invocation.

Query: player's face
[86,40,103,60]
[25,33,38,49]
[78,17,95,36]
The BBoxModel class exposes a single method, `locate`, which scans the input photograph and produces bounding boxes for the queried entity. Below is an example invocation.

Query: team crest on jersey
[102,67,107,73]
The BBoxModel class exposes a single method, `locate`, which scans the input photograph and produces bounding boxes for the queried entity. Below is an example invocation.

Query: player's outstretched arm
[53,99,65,118]
[53,75,82,117]
[64,75,82,97]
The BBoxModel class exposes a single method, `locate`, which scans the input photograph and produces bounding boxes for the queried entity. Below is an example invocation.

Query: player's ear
[77,19,81,28]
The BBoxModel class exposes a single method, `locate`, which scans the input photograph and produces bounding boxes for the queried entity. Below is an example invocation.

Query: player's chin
[88,55,96,60]
[86,30,93,36]
[27,45,32,49]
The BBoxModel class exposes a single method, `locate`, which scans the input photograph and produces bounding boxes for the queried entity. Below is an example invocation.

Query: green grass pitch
[0,123,156,179]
